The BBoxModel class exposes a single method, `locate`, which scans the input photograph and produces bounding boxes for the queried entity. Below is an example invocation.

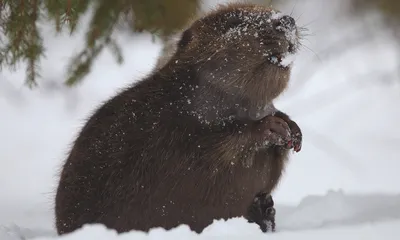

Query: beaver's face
[203,6,300,59]
[173,3,302,121]
[176,4,300,66]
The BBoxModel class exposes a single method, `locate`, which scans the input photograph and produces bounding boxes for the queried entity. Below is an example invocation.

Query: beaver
[54,2,303,235]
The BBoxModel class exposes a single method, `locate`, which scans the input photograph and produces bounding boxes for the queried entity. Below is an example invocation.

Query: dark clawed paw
[260,201,276,233]
[266,206,276,217]
[247,193,277,233]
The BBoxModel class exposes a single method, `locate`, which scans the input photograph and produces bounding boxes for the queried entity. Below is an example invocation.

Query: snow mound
[27,220,400,240]
[1,191,400,240]
[276,190,400,231]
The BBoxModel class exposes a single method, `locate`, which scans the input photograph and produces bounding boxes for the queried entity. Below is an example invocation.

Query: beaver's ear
[177,29,193,49]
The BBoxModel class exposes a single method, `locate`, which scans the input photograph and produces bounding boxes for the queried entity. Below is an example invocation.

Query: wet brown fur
[55,2,300,235]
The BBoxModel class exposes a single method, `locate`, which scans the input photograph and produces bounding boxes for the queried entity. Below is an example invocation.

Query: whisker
[296,12,304,22]
[301,18,318,28]
[298,26,310,31]
[297,26,316,38]
[299,32,315,38]
[290,0,298,17]
[299,42,322,63]
[300,37,314,45]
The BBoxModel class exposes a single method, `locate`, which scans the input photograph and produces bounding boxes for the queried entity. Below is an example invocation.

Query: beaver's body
[55,2,302,235]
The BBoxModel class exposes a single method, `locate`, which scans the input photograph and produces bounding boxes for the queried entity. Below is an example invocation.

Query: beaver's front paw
[255,115,292,148]
[273,112,303,152]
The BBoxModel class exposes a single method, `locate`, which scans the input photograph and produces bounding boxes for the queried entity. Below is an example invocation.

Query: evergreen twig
[0,0,199,88]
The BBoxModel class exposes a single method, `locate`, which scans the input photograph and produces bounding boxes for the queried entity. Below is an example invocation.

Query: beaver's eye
[225,18,242,30]
[178,29,192,49]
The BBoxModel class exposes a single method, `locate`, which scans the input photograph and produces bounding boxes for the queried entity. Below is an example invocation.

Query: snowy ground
[1,0,400,239]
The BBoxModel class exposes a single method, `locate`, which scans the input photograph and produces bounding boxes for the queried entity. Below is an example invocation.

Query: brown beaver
[54,2,303,235]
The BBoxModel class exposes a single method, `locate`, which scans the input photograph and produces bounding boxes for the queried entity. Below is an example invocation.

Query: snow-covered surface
[1,0,400,239]
[28,217,400,240]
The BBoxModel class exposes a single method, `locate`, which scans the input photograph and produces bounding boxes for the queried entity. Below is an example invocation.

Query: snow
[1,0,400,239]
[279,52,297,67]
[4,192,400,239]
[26,219,400,240]
[2,192,400,239]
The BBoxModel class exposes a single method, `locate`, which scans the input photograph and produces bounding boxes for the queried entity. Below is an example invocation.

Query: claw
[286,140,293,148]
[293,142,301,152]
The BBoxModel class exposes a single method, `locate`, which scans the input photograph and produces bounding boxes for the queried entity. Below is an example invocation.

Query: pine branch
[25,0,43,88]
[65,0,126,86]
[0,0,200,88]
[0,0,45,87]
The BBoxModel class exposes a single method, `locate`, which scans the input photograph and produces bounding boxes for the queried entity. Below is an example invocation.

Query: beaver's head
[169,3,303,122]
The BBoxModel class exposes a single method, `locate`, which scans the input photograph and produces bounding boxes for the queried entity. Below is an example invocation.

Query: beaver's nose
[275,15,296,32]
